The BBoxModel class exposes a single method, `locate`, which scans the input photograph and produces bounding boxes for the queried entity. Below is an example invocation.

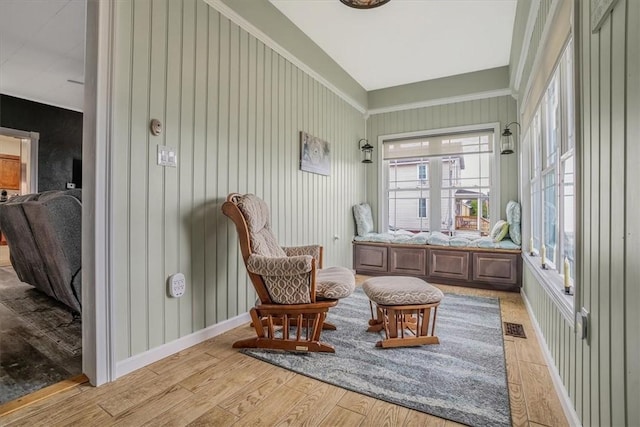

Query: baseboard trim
[521,292,582,427]
[115,312,251,378]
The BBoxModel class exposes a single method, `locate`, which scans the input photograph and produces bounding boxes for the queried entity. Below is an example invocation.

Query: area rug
[0,266,82,405]
[242,288,510,427]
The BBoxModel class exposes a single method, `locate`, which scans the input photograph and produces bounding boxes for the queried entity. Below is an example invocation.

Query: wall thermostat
[168,273,186,298]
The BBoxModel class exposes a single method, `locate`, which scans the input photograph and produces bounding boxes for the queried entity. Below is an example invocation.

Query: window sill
[522,253,575,327]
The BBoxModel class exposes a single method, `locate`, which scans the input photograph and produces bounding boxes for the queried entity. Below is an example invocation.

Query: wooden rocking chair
[222,193,355,353]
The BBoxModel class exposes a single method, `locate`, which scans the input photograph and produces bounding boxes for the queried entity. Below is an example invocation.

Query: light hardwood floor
[0,276,569,426]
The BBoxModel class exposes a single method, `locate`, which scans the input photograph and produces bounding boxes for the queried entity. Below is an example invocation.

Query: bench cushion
[362,276,443,306]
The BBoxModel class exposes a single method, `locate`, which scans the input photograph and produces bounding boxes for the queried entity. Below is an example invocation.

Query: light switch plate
[157,145,178,167]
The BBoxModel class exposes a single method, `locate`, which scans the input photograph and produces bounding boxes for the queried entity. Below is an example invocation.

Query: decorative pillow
[491,220,509,242]
[352,203,374,236]
[505,200,521,224]
[427,231,450,246]
[505,200,522,245]
[509,222,522,246]
[475,236,498,249]
[449,237,471,247]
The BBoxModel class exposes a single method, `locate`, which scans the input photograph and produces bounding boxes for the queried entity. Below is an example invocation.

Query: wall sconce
[359,138,373,163]
[500,122,520,155]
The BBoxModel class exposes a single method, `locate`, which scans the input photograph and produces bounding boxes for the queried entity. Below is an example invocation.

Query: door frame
[82,0,116,386]
[0,127,39,194]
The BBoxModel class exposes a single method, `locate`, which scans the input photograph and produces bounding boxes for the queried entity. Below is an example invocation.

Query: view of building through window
[385,132,493,236]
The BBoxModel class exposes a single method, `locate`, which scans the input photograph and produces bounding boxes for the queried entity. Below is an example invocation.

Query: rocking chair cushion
[316,266,356,300]
[246,254,314,304]
[283,245,322,262]
[237,195,287,257]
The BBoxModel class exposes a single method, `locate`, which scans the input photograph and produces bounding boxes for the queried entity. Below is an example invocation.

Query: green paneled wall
[521,1,640,425]
[111,0,366,361]
[366,95,519,229]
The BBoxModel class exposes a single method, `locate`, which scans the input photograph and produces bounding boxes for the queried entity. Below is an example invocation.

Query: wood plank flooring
[0,276,569,426]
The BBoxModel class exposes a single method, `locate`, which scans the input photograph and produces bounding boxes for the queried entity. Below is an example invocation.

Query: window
[417,164,427,182]
[418,198,427,218]
[527,40,575,289]
[384,128,496,236]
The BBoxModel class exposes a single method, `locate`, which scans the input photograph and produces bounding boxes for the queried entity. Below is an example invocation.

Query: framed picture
[300,131,330,176]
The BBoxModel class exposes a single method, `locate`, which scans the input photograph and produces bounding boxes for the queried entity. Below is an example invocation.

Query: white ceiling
[270,0,517,91]
[0,0,85,112]
[0,0,517,112]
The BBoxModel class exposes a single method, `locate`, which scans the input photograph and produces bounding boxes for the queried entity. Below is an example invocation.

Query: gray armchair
[0,190,82,313]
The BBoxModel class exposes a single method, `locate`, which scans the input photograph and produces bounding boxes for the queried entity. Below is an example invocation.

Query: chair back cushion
[237,194,286,257]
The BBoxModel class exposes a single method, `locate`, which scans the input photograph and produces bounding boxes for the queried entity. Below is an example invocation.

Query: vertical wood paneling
[625,1,640,425]
[129,0,152,355]
[203,7,219,327]
[608,4,627,426]
[194,0,209,330]
[148,0,168,349]
[521,1,640,426]
[112,0,365,360]
[163,0,183,343]
[366,95,518,220]
[598,16,612,427]
[178,0,196,337]
[113,0,133,362]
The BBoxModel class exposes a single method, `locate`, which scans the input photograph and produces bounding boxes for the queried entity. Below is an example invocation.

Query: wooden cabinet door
[427,248,471,281]
[472,252,520,285]
[389,246,427,276]
[354,244,388,273]
[0,154,21,190]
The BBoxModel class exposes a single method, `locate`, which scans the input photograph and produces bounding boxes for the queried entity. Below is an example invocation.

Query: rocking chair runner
[222,193,355,353]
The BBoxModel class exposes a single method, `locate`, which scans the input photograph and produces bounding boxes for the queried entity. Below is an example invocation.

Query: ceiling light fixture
[339,0,390,9]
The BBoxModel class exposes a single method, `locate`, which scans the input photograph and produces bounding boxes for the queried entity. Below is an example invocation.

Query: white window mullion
[430,158,441,232]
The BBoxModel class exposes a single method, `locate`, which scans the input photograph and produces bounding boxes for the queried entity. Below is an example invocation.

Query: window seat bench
[353,241,522,292]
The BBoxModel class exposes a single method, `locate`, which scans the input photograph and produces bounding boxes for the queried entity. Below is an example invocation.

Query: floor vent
[504,322,527,338]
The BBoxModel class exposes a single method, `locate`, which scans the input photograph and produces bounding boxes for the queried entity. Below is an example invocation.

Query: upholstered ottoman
[362,276,444,348]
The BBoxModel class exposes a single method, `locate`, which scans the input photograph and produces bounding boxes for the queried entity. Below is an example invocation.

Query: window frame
[378,123,502,235]
[523,39,576,320]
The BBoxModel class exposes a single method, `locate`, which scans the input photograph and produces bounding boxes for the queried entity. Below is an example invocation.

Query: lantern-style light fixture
[339,0,390,9]
[359,138,374,163]
[500,122,520,155]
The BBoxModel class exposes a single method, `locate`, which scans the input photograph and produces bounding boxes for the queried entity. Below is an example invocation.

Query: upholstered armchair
[222,193,355,352]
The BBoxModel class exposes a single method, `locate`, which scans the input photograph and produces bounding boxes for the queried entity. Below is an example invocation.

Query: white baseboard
[115,312,251,378]
[521,292,582,427]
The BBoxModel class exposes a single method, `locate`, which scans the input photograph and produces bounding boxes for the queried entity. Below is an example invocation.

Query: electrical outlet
[168,273,186,298]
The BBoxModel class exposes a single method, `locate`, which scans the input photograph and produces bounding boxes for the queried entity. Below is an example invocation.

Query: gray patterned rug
[243,288,510,427]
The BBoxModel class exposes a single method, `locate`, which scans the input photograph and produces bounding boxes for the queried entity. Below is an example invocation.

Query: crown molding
[367,88,513,116]
[514,0,542,91]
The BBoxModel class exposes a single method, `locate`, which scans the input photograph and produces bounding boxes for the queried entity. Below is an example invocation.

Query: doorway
[0,127,84,405]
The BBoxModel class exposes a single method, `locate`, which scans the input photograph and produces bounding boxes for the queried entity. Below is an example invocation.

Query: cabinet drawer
[427,248,470,281]
[389,246,426,276]
[354,245,388,272]
[472,252,519,285]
